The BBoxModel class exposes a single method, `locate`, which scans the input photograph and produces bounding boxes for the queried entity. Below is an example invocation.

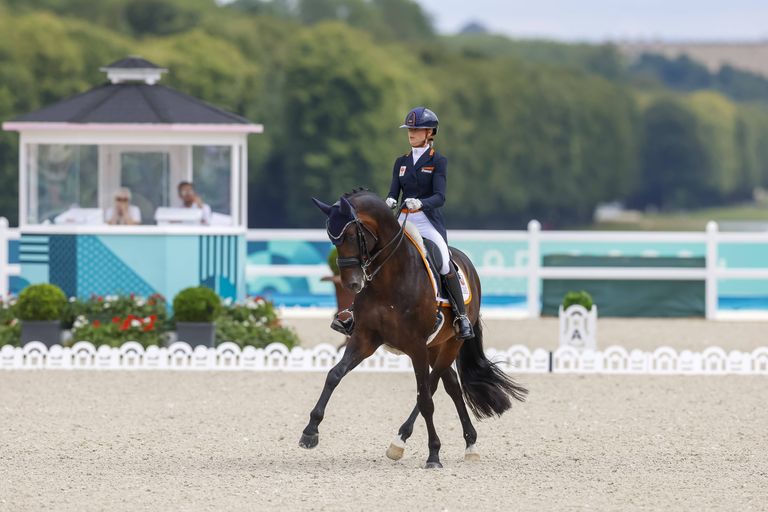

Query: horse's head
[312,192,394,294]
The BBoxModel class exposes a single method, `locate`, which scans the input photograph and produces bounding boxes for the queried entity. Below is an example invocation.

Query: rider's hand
[404,198,422,211]
[385,197,397,209]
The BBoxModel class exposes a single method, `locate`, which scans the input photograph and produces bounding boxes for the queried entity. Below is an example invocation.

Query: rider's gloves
[404,198,422,211]
[385,197,397,209]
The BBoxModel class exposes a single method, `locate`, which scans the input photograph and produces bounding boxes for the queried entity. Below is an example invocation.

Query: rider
[330,107,474,340]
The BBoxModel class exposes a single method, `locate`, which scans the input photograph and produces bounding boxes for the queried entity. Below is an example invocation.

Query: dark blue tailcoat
[387,147,448,242]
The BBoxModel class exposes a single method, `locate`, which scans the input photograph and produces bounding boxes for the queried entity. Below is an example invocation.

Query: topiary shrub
[327,246,340,276]
[562,290,594,310]
[172,287,221,323]
[17,284,67,321]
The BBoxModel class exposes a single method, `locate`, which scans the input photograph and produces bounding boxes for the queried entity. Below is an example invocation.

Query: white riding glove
[404,198,422,211]
[385,197,397,209]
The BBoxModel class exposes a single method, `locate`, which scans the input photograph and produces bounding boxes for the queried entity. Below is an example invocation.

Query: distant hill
[620,41,768,78]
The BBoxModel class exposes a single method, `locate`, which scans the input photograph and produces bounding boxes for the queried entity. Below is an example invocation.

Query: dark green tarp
[541,255,705,318]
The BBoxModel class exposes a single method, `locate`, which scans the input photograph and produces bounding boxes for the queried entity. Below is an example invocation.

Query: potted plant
[558,290,598,350]
[17,284,67,347]
[321,246,355,320]
[172,286,221,347]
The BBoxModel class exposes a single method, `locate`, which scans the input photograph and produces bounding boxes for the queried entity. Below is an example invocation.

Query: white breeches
[399,211,450,275]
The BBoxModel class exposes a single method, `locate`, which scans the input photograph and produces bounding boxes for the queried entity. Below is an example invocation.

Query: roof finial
[100,56,168,85]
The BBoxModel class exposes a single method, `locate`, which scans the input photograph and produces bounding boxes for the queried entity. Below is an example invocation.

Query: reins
[333,202,410,283]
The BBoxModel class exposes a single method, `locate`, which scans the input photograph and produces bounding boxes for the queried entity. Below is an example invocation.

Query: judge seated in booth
[154,181,213,225]
[105,188,141,225]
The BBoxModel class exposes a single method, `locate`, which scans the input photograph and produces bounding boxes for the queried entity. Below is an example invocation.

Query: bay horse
[300,190,527,468]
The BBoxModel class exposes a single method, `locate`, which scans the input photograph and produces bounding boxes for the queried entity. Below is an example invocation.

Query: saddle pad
[404,231,471,307]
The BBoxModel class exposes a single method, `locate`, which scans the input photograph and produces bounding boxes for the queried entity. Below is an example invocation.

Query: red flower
[97,296,104,302]
[120,314,138,332]
[143,314,157,332]
[112,316,121,324]
[92,320,101,328]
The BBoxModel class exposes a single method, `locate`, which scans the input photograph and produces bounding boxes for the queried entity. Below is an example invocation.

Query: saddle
[402,223,471,307]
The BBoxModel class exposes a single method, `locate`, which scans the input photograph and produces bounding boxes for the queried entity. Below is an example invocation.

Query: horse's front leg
[299,334,376,449]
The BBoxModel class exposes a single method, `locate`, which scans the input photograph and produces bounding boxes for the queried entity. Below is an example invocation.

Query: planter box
[21,320,62,347]
[176,322,216,347]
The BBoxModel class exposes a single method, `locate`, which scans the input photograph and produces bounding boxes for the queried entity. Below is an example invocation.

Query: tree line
[0,0,767,229]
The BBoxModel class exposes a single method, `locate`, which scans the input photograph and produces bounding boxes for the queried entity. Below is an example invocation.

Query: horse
[299,190,527,468]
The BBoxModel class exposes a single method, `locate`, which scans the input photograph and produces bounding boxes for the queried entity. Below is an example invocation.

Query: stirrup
[453,314,474,340]
[331,309,354,336]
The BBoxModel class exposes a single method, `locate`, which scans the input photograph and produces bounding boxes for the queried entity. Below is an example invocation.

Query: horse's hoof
[424,461,443,469]
[386,443,405,461]
[386,436,406,461]
[299,433,319,449]
[464,444,481,462]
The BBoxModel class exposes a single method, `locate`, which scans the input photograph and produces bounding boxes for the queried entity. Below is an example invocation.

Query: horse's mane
[342,187,374,199]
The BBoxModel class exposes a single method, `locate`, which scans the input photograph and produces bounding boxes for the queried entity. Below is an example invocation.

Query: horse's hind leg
[386,369,442,461]
[299,335,376,449]
[412,351,443,469]
[442,366,480,461]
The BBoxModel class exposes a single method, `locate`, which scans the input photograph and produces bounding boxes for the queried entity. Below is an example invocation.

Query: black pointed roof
[8,57,255,126]
[11,83,252,125]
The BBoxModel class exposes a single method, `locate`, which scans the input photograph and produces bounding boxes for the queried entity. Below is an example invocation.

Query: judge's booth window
[25,143,235,226]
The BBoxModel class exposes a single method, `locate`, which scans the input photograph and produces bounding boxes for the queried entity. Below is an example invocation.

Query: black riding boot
[442,271,474,340]
[331,307,355,336]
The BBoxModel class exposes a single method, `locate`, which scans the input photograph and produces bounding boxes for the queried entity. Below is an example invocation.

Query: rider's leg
[412,214,474,340]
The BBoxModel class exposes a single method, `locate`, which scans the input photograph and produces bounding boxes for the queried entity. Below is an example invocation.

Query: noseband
[328,207,409,283]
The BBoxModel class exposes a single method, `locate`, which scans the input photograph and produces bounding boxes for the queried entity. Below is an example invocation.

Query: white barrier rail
[2,341,767,375]
[3,219,768,320]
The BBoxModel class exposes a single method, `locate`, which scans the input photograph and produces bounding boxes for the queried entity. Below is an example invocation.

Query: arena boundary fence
[3,218,768,319]
[2,341,767,375]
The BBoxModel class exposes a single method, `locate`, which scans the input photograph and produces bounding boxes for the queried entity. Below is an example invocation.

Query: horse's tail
[456,317,528,419]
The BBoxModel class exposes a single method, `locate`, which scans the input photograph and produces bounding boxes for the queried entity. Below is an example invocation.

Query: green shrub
[17,284,67,321]
[562,290,594,310]
[327,246,340,276]
[173,287,221,323]
[215,297,299,349]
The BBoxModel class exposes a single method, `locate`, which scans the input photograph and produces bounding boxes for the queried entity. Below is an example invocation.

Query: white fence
[3,219,768,319]
[247,221,768,319]
[2,341,767,375]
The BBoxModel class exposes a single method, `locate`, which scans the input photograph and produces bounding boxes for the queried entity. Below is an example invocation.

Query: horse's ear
[311,197,332,216]
[339,196,355,217]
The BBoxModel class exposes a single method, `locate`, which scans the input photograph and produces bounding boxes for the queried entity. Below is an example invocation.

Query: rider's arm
[387,158,402,203]
[419,155,446,211]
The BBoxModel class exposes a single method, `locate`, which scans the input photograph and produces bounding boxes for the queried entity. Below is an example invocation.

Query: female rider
[331,107,474,340]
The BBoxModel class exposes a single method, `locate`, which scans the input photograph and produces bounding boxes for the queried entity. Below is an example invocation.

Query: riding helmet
[400,107,439,135]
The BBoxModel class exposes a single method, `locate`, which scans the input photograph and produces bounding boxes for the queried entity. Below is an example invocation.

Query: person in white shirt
[177,181,211,225]
[105,187,141,225]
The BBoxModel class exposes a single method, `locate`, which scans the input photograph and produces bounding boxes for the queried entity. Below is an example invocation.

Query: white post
[705,220,718,320]
[527,220,541,318]
[0,217,8,299]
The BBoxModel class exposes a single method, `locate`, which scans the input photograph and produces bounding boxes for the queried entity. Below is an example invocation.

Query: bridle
[328,205,410,283]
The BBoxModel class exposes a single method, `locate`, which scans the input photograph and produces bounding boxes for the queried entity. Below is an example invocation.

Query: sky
[414,0,768,42]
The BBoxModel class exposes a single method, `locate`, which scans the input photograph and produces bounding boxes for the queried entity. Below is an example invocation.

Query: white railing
[2,341,767,375]
[248,221,768,320]
[3,218,768,320]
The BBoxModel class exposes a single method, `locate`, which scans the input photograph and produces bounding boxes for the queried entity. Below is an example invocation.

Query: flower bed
[0,293,298,349]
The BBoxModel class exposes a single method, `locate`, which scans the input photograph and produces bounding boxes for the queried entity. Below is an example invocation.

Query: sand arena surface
[1,371,766,511]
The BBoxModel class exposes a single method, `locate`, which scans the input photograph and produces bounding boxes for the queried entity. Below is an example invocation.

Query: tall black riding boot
[442,271,474,340]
